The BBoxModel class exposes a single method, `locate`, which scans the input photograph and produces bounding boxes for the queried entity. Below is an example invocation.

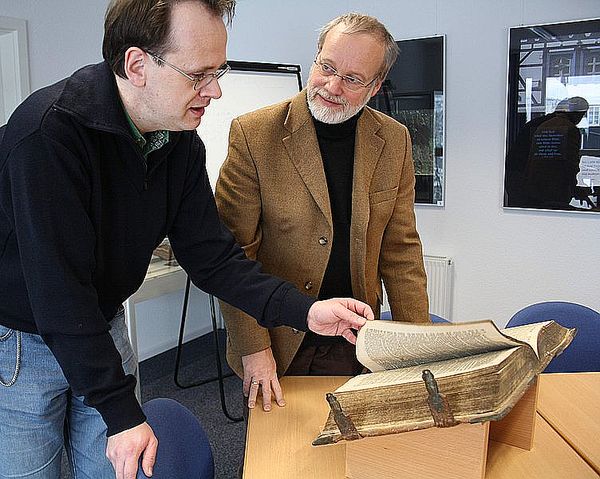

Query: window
[587,105,600,127]
[549,53,572,78]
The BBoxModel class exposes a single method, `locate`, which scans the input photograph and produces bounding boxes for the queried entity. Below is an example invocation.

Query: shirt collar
[123,109,170,158]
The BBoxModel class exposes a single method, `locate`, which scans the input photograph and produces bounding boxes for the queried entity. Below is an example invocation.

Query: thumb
[141,438,158,477]
[341,328,358,344]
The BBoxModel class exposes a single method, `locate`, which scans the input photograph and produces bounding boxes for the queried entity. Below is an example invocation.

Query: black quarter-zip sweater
[0,62,314,436]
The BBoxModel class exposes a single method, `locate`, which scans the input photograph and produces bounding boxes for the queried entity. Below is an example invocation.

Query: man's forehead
[319,27,384,76]
[166,4,228,70]
[322,25,382,51]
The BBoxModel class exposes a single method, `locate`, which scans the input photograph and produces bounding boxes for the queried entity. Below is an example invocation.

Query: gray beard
[307,86,371,124]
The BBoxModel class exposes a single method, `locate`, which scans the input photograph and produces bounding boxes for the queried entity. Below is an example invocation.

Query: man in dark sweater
[216,13,429,413]
[0,2,373,478]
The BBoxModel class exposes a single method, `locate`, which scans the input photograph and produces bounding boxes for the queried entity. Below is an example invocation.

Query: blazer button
[304,281,313,290]
[319,236,328,245]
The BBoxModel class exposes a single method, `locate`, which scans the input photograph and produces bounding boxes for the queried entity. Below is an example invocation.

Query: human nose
[325,74,344,95]
[200,78,222,99]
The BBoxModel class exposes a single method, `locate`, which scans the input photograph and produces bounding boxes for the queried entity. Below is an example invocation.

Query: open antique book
[312,319,575,446]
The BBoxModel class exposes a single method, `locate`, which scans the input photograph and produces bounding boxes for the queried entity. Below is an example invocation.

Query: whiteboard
[196,61,302,189]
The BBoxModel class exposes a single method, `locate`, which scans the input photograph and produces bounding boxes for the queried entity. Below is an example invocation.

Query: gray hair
[317,13,399,80]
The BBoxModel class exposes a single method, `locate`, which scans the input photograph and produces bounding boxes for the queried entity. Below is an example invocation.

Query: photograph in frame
[369,35,445,206]
[504,18,600,213]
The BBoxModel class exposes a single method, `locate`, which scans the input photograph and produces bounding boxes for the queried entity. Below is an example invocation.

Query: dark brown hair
[103,0,236,78]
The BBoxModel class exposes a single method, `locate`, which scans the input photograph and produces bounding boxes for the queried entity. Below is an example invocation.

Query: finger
[106,451,122,479]
[341,328,357,345]
[271,377,286,407]
[361,304,375,320]
[123,453,141,479]
[345,299,375,320]
[141,437,158,477]
[336,308,367,330]
[112,460,123,479]
[261,381,272,412]
[242,374,252,397]
[247,380,260,408]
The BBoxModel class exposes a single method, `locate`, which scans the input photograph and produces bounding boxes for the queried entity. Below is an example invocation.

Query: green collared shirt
[124,111,169,163]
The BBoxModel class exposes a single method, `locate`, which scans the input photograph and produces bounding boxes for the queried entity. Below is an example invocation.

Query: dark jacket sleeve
[168,137,315,332]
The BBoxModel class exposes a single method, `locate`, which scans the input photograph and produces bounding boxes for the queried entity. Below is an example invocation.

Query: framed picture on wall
[369,35,445,206]
[504,18,600,213]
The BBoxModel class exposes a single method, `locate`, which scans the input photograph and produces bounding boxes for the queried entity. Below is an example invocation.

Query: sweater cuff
[263,284,315,332]
[96,387,146,437]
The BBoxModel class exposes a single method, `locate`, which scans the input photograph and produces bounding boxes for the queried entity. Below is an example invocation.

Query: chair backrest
[138,398,214,479]
[380,311,449,323]
[429,313,449,324]
[507,301,600,372]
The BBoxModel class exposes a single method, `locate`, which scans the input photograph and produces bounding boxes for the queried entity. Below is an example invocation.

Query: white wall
[1,1,599,348]
[0,1,107,90]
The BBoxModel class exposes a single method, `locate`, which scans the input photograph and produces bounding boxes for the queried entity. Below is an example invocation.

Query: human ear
[123,47,147,87]
[370,79,384,98]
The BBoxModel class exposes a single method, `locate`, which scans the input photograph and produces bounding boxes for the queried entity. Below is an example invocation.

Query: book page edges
[312,371,537,446]
[314,348,541,445]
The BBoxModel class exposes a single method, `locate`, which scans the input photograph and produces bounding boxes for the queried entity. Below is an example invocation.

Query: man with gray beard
[216,13,429,412]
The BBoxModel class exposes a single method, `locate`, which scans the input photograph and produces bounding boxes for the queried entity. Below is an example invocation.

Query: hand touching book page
[313,320,575,445]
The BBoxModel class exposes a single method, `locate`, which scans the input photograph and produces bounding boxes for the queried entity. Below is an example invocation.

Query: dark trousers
[285,339,364,376]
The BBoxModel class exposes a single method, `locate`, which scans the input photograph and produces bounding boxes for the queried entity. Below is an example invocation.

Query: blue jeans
[0,311,138,478]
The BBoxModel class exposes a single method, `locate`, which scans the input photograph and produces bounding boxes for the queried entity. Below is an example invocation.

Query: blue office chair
[380,311,449,323]
[507,301,600,372]
[429,313,449,323]
[138,398,214,479]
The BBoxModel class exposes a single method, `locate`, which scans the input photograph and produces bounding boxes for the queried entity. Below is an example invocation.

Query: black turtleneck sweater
[304,111,361,345]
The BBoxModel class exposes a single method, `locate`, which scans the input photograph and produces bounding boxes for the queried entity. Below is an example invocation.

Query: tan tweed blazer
[215,90,429,378]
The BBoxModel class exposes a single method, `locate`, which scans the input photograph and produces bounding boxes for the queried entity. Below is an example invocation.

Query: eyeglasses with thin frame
[148,52,230,90]
[314,58,379,92]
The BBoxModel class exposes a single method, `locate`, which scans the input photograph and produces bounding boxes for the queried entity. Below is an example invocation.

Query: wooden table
[537,373,600,474]
[244,375,600,479]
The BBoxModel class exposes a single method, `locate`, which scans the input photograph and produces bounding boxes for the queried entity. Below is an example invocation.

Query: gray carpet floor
[61,330,246,478]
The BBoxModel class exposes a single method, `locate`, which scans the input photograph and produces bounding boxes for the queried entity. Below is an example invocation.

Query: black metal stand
[173,275,243,422]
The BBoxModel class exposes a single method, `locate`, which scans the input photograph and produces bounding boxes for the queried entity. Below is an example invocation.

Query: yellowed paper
[356,320,522,372]
[500,321,552,357]
[337,348,518,392]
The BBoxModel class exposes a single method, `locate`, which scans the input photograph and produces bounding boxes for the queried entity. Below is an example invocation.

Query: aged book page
[356,320,524,372]
[337,348,518,392]
[499,321,551,353]
[499,320,572,365]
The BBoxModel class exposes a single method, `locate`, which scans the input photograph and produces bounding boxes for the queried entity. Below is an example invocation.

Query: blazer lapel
[282,91,332,227]
[351,108,385,298]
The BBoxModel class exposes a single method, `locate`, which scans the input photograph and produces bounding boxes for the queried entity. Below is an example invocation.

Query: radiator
[381,255,454,321]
